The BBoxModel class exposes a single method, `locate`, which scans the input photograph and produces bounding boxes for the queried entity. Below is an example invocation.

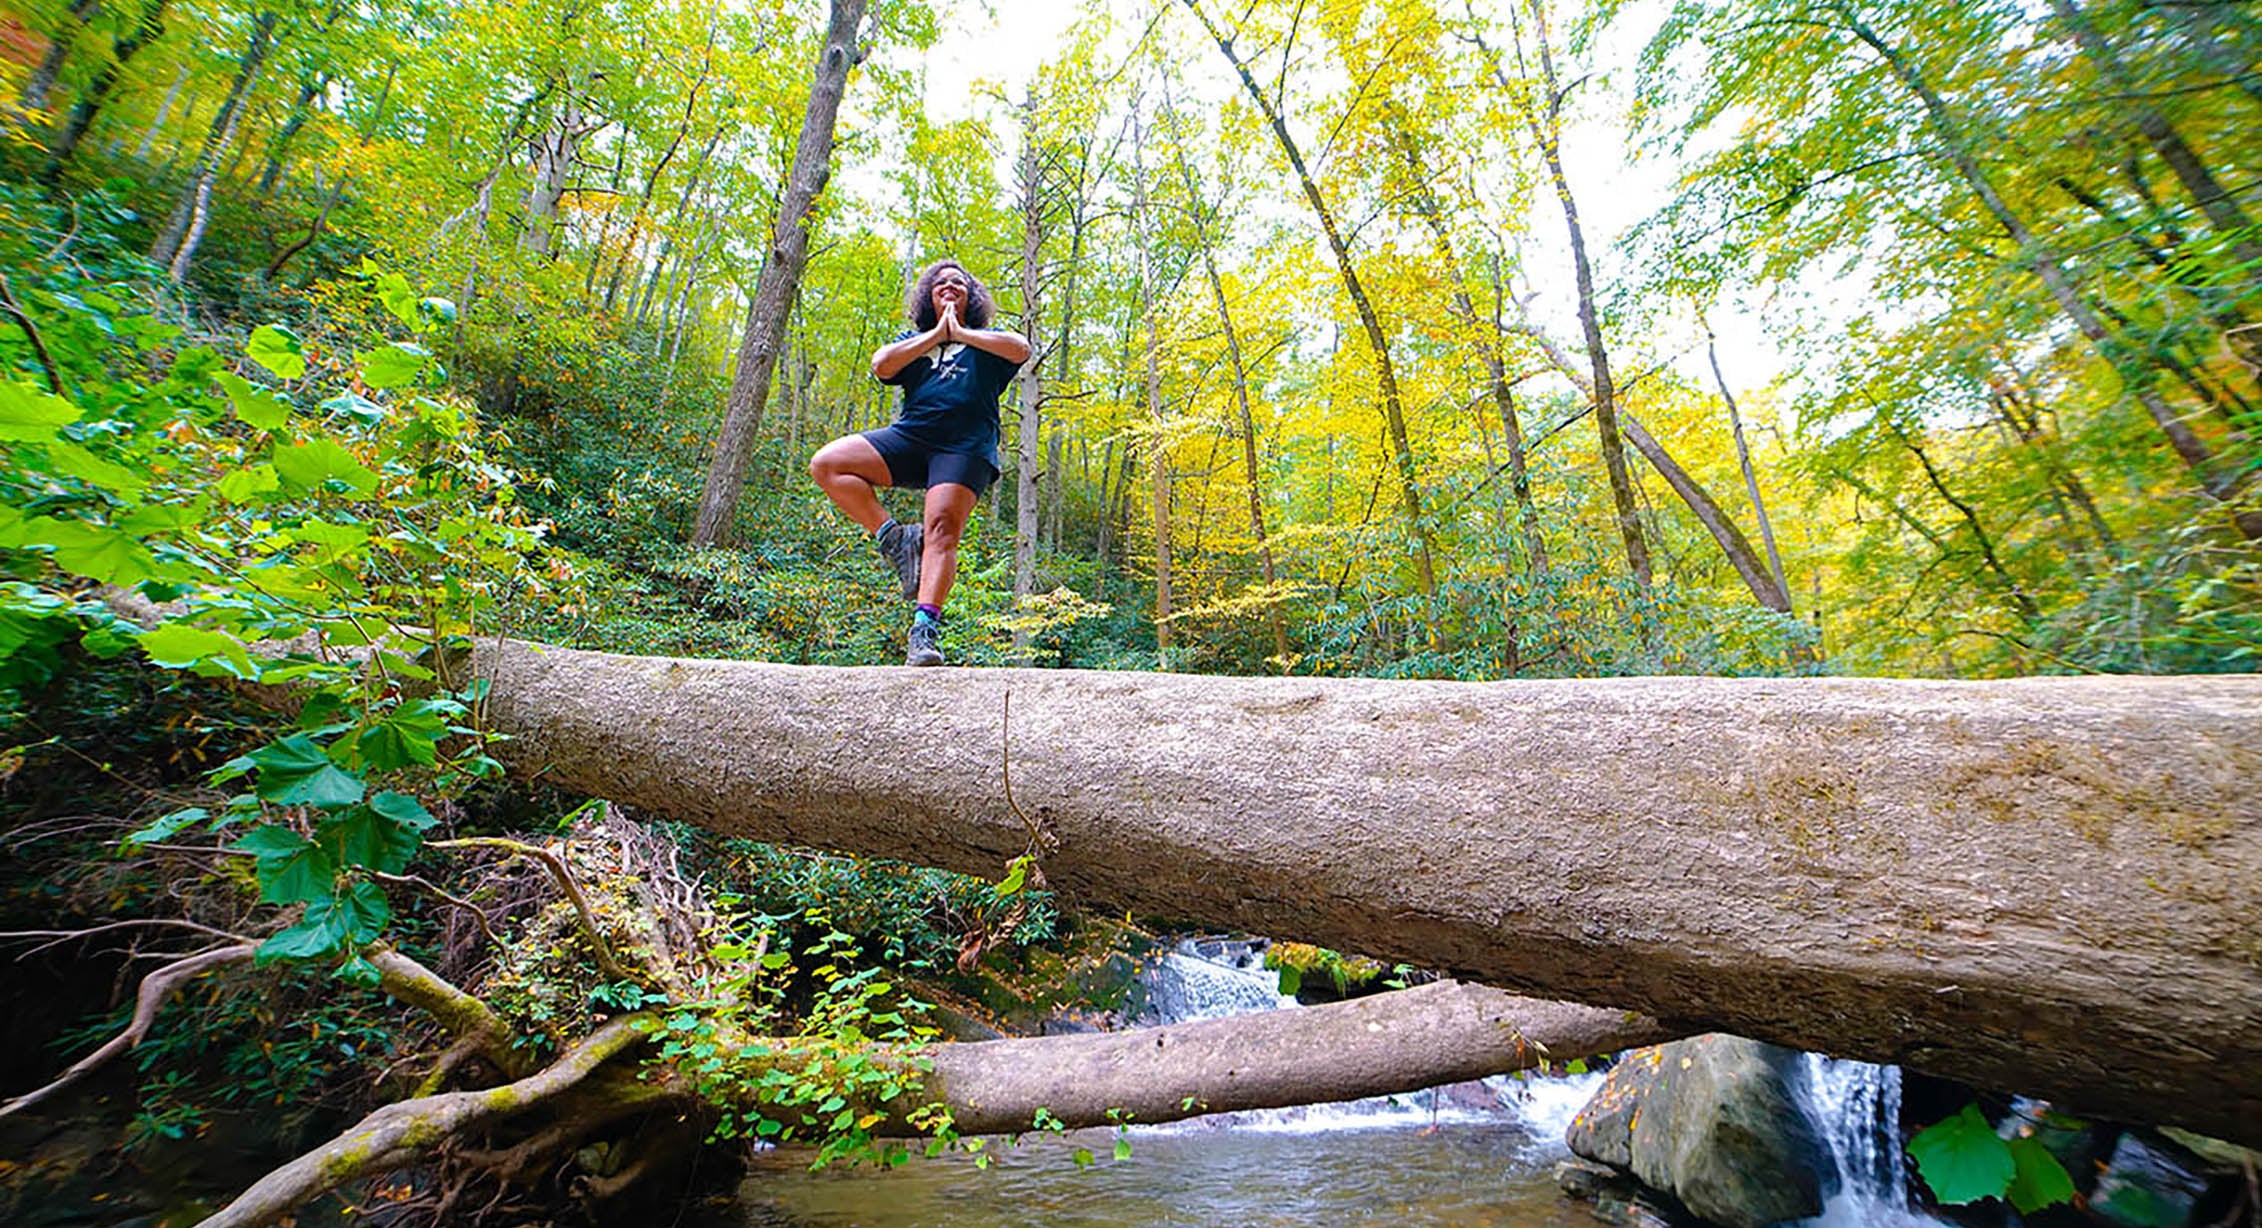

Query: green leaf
[375,274,421,328]
[217,372,291,430]
[1072,1147,1095,1169]
[272,438,379,497]
[247,734,366,809]
[215,464,282,504]
[233,824,338,904]
[46,440,147,497]
[0,380,82,441]
[316,804,421,874]
[317,879,391,944]
[320,390,386,425]
[258,914,343,962]
[27,517,160,585]
[126,806,207,846]
[137,623,255,677]
[358,344,429,390]
[247,325,307,380]
[2005,1136,2077,1214]
[1113,1137,1132,1161]
[348,699,449,771]
[1276,964,1302,996]
[336,952,383,987]
[1908,1104,2016,1205]
[369,790,438,831]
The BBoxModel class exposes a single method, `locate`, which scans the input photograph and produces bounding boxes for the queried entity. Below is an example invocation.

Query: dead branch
[432,837,632,983]
[196,1012,655,1228]
[0,943,258,1121]
[0,271,65,395]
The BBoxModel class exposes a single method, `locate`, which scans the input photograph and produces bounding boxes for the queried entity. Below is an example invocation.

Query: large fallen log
[469,644,2262,1142]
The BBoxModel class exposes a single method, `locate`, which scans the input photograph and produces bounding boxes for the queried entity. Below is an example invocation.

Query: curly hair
[905,259,995,332]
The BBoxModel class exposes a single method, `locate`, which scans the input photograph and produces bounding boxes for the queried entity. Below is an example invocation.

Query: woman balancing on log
[808,259,1031,666]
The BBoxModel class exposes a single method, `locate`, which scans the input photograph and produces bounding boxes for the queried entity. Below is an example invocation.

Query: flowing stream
[732,940,1939,1227]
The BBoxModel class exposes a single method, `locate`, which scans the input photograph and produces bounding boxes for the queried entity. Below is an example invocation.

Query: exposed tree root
[195,1013,655,1228]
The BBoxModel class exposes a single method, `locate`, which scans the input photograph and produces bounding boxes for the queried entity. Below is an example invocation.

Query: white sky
[899,0,1798,403]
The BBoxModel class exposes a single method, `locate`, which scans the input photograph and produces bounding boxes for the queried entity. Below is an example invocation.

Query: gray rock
[2091,1131,2211,1228]
[1567,1034,1828,1228]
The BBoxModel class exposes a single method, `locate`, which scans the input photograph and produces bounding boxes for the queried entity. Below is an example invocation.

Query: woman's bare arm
[871,320,950,381]
[952,324,1032,366]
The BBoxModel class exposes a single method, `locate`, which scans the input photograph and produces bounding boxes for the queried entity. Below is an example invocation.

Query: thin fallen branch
[431,837,631,983]
[0,943,258,1121]
[0,271,65,395]
[0,918,255,959]
[368,870,500,945]
[196,1012,654,1228]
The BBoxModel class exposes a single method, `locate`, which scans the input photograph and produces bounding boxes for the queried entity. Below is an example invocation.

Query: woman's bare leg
[917,483,978,608]
[808,435,894,533]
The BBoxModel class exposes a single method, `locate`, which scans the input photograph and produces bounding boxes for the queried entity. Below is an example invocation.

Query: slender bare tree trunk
[1130,102,1174,660]
[1183,0,1438,600]
[1166,86,1288,667]
[1012,92,1046,664]
[153,10,278,281]
[1477,4,1651,587]
[134,62,188,158]
[19,0,103,113]
[521,82,597,258]
[690,0,867,544]
[1702,319,1791,612]
[41,0,167,183]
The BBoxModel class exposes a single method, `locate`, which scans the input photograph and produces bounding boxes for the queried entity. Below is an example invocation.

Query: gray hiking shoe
[876,521,924,599]
[905,614,944,667]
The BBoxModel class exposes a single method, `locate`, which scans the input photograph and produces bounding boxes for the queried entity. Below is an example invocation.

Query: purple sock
[915,603,941,623]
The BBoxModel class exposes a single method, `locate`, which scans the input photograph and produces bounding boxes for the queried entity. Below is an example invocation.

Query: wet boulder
[1567,1034,1828,1228]
[2089,1130,2223,1228]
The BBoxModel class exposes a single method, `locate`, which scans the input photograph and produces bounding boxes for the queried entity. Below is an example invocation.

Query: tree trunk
[455,637,2262,1145]
[151,10,277,280]
[19,0,103,113]
[1168,85,1288,667]
[1519,320,1792,611]
[1513,1,1651,589]
[1703,322,1792,612]
[254,71,327,196]
[690,0,867,545]
[1012,92,1045,664]
[520,84,590,258]
[1130,102,1174,660]
[2050,0,2262,274]
[133,61,188,158]
[40,0,167,183]
[1183,0,1438,599]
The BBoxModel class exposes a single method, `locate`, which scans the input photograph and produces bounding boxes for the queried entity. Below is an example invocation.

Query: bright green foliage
[0,188,543,979]
[1908,1103,2076,1212]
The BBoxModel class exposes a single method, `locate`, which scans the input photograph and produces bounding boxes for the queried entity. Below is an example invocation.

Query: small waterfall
[1134,938,1296,1025]
[1797,1054,1948,1227]
[1133,938,1592,1141]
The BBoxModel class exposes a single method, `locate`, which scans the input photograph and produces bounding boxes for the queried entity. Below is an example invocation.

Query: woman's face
[930,268,970,317]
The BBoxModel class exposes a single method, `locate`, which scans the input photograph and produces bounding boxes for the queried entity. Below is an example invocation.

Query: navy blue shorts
[861,426,999,496]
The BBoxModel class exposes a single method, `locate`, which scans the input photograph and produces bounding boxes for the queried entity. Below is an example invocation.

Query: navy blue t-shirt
[878,331,1024,469]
